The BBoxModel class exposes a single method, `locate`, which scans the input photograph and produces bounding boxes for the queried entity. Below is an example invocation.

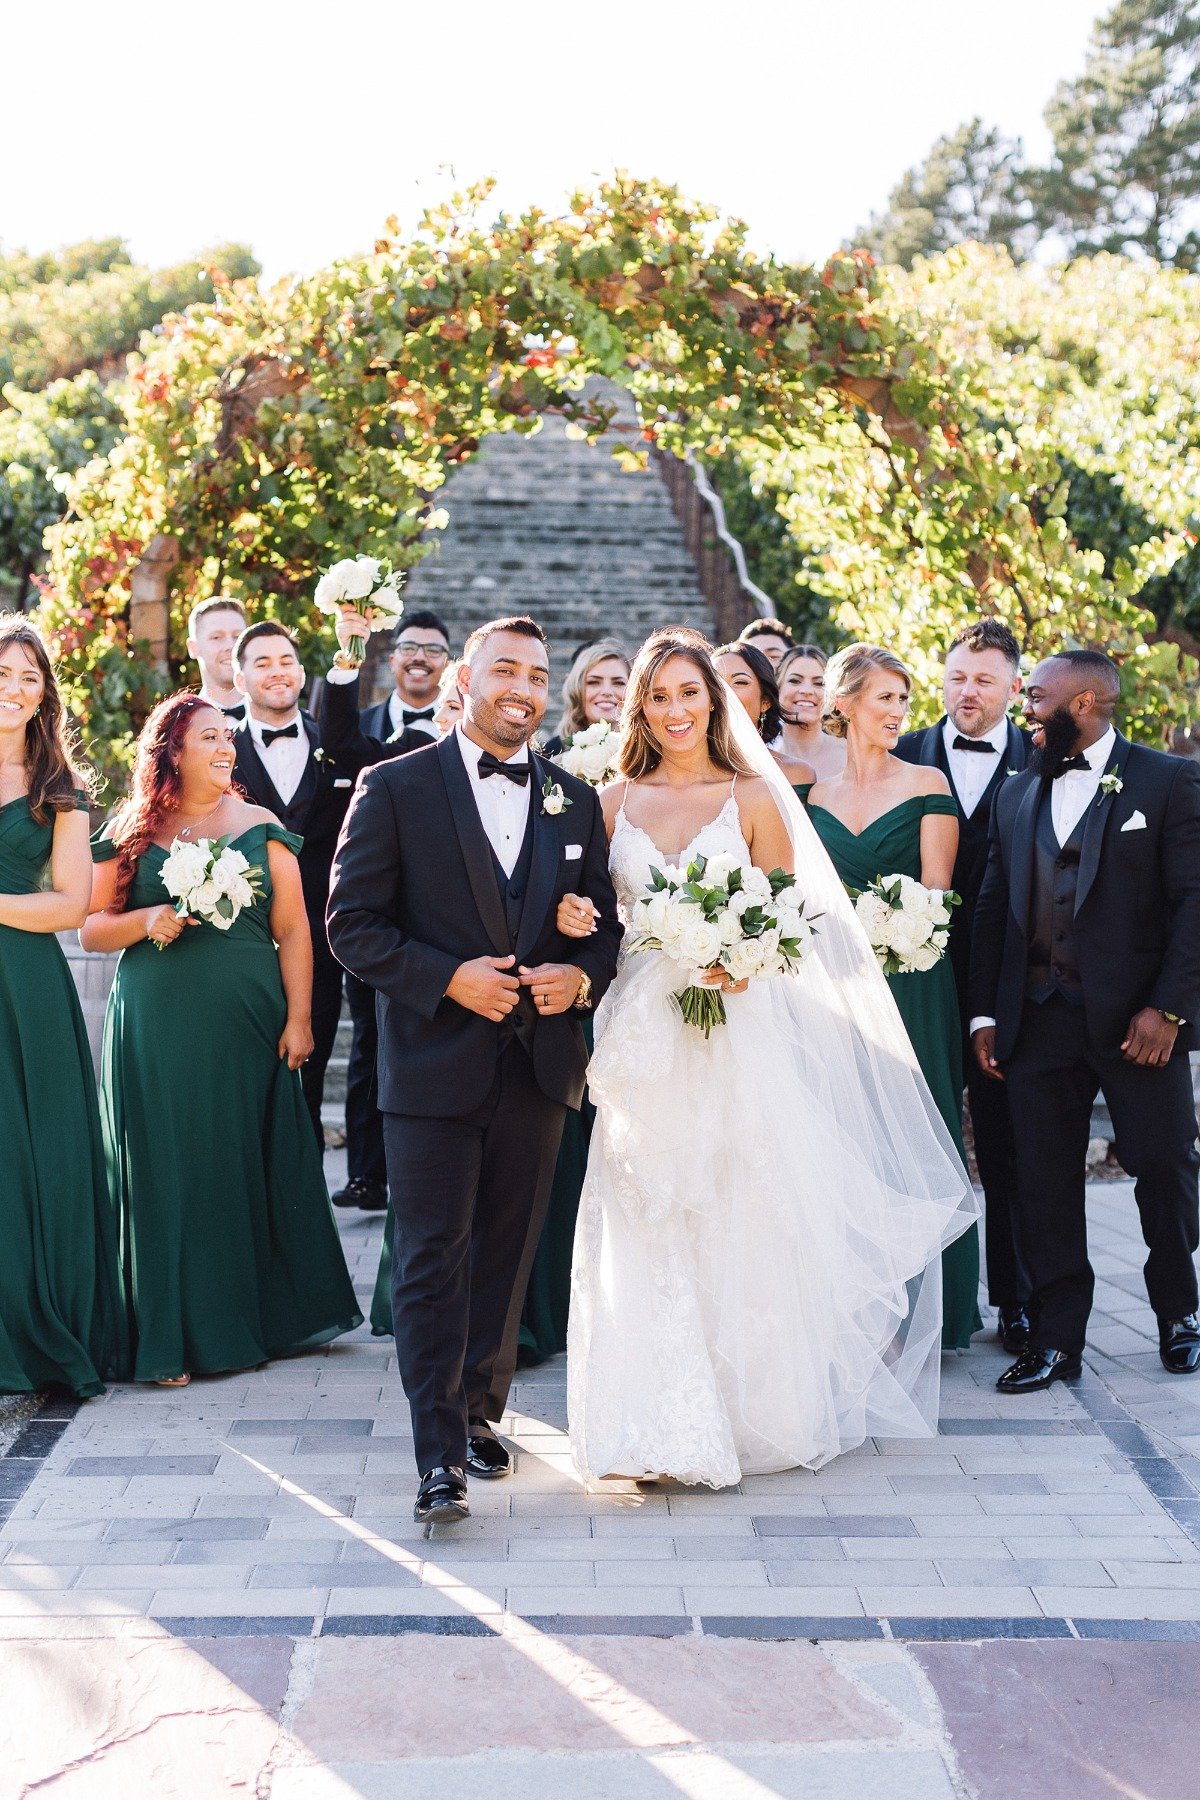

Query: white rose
[230,876,257,910]
[191,879,221,915]
[341,556,381,600]
[208,908,236,931]
[907,942,940,972]
[741,866,772,901]
[161,842,208,899]
[855,893,892,943]
[542,785,566,816]
[314,558,360,612]
[580,739,616,783]
[724,936,765,982]
[888,912,930,958]
[640,890,675,939]
[701,852,741,889]
[718,910,744,947]
[675,916,722,969]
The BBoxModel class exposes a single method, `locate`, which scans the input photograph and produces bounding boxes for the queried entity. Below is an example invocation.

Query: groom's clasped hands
[445,951,584,1019]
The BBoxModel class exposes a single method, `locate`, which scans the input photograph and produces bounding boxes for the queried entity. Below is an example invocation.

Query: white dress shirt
[389,690,439,740]
[1051,725,1116,846]
[456,726,531,877]
[969,725,1118,1035]
[943,716,1009,819]
[247,710,309,806]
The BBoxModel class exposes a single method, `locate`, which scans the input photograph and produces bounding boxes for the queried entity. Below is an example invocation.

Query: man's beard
[1030,704,1081,778]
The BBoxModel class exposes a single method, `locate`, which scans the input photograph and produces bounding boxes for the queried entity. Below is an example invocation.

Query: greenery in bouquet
[852,873,960,977]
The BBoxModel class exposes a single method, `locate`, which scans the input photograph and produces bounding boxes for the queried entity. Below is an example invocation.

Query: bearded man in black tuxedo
[896,619,1032,1352]
[231,621,364,1153]
[970,649,1200,1391]
[327,616,622,1524]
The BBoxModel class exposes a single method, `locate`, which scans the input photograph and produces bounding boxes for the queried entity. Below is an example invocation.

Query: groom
[327,615,621,1523]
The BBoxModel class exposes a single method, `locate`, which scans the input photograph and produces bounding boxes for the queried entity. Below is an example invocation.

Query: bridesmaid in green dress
[82,693,362,1385]
[803,644,981,1350]
[0,616,126,1397]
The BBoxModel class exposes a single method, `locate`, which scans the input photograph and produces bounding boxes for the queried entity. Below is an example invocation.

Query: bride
[559,629,978,1485]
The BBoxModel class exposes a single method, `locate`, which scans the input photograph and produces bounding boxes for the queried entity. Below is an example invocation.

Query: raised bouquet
[627,850,818,1035]
[852,873,960,975]
[553,719,622,786]
[314,554,405,670]
[158,836,265,946]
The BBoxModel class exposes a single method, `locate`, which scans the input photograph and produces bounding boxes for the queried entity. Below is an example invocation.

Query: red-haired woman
[0,614,125,1398]
[82,693,361,1385]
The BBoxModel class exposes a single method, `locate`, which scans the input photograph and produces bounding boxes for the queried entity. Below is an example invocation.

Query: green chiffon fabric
[94,822,362,1380]
[0,796,126,1397]
[369,1018,597,1361]
[803,789,982,1349]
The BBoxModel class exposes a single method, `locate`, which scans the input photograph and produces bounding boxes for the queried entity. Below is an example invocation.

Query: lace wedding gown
[568,787,976,1486]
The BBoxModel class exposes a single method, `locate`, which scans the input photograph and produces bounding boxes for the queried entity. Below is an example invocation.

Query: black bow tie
[401,707,436,725]
[261,722,300,748]
[221,702,245,718]
[1053,754,1091,777]
[477,751,530,785]
[952,735,998,754]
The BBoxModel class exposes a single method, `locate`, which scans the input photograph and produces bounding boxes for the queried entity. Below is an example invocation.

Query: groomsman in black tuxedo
[327,616,622,1523]
[231,621,364,1152]
[970,649,1200,1391]
[896,619,1032,1352]
[187,597,247,722]
[315,620,443,1211]
[356,609,451,748]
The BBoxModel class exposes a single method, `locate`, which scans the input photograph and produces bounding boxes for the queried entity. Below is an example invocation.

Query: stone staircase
[365,397,715,699]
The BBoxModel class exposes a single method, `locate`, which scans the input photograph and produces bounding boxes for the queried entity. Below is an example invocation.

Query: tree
[855,120,1034,268]
[0,373,124,610]
[1036,0,1200,265]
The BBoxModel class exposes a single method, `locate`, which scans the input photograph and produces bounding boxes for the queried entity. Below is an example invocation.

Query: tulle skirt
[568,949,978,1486]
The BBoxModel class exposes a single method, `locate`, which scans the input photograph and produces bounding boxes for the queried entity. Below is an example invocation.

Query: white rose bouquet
[852,873,960,976]
[313,554,405,670]
[554,719,622,787]
[627,851,818,1036]
[158,835,265,947]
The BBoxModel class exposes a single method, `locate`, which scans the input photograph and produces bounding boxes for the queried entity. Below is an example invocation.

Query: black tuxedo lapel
[917,722,944,770]
[234,725,284,812]
[1005,719,1028,774]
[515,753,560,965]
[437,733,514,959]
[1010,773,1045,934]
[287,717,320,827]
[1076,733,1133,917]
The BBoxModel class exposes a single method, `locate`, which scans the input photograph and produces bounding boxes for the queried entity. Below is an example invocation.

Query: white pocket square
[1120,810,1147,833]
[564,844,583,861]
[333,778,352,789]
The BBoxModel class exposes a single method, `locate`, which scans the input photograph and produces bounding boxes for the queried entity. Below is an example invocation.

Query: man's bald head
[1024,648,1120,767]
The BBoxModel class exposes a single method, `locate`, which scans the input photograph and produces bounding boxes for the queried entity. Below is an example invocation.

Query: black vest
[1026,784,1086,1006]
[489,797,536,1051]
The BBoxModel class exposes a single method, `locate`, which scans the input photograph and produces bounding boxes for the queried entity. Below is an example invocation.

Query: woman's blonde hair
[823,644,911,739]
[618,629,757,780]
[557,638,631,740]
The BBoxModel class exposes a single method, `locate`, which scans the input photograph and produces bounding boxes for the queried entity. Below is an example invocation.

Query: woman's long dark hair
[0,613,91,822]
[716,640,783,743]
[108,692,217,910]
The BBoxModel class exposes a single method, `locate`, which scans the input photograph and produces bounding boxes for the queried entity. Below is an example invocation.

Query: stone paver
[3,1166,1199,1792]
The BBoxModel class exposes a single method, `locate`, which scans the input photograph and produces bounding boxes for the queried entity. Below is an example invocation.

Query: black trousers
[963,1018,1030,1308]
[383,1042,566,1475]
[300,925,344,1156]
[344,972,387,1190]
[1005,994,1199,1354]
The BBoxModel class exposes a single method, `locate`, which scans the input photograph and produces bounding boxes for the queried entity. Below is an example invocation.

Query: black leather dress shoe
[413,1466,469,1524]
[997,1306,1031,1356]
[1159,1315,1200,1375]
[996,1347,1082,1393]
[330,1178,387,1212]
[466,1432,513,1479]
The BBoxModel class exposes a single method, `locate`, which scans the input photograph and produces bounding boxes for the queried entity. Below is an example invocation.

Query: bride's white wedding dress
[568,778,977,1486]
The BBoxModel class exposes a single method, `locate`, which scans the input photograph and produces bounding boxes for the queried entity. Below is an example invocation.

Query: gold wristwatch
[574,971,593,1011]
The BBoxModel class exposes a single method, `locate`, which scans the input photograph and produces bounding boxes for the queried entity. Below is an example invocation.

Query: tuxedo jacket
[319,675,429,767]
[896,717,1031,999]
[326,732,623,1116]
[232,713,361,929]
[969,734,1200,1062]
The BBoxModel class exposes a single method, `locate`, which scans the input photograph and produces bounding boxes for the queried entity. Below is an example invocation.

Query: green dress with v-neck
[0,794,127,1396]
[803,789,981,1349]
[93,821,362,1380]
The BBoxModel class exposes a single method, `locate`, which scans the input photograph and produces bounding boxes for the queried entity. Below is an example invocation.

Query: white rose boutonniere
[1006,766,1020,778]
[1099,772,1124,801]
[542,778,571,816]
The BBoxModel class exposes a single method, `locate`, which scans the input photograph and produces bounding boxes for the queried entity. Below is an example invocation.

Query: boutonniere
[1006,766,1020,778]
[541,777,571,816]
[313,747,327,764]
[1099,771,1123,800]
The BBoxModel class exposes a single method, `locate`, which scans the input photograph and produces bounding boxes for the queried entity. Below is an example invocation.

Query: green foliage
[0,373,125,609]
[35,178,1197,784]
[701,449,834,643]
[856,121,1035,269]
[1038,0,1200,265]
[0,243,259,389]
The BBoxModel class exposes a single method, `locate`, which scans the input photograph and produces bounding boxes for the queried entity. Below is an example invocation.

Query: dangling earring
[32,705,40,717]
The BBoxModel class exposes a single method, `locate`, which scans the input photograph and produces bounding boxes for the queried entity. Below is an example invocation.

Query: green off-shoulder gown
[0,796,126,1396]
[94,822,362,1380]
[802,788,982,1349]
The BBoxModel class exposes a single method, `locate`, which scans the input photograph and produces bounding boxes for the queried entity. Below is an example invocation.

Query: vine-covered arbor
[39,176,1195,779]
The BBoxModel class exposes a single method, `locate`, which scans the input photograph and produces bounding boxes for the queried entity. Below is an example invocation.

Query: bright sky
[3,0,1106,278]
